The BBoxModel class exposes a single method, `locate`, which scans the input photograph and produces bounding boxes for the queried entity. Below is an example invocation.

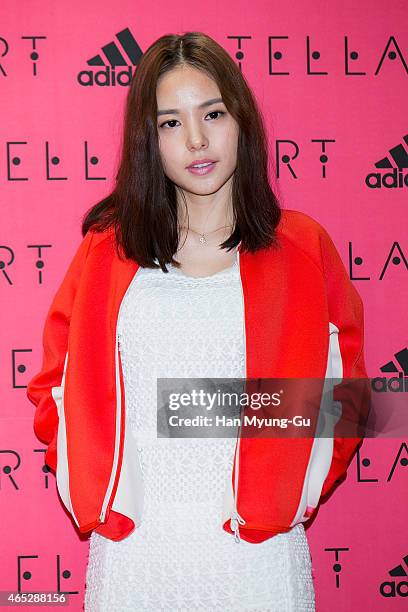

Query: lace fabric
[84,256,315,611]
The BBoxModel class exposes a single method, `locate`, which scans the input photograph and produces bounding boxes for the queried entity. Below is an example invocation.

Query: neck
[177,196,234,234]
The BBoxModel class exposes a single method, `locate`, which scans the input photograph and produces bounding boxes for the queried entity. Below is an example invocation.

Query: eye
[159,110,226,129]
[159,119,179,129]
[206,110,225,120]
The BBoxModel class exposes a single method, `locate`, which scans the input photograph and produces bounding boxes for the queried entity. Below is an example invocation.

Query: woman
[27,31,368,611]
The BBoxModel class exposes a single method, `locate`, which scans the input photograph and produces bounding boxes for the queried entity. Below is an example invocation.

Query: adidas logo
[372,347,408,392]
[365,133,408,188]
[380,553,408,597]
[380,347,408,376]
[78,27,143,87]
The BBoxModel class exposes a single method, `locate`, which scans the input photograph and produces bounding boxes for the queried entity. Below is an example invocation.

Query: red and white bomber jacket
[27,209,369,543]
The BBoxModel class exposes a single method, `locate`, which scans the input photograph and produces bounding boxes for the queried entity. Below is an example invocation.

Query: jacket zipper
[230,245,246,543]
[98,266,141,523]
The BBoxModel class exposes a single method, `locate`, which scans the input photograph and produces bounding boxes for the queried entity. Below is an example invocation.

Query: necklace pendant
[199,234,206,244]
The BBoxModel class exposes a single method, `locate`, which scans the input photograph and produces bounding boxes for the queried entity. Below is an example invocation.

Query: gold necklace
[180,224,234,245]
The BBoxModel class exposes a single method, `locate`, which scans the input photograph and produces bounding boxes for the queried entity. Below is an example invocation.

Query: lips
[186,161,217,176]
[186,159,217,169]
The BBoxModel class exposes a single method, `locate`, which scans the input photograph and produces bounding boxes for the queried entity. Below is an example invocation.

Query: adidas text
[77,66,134,87]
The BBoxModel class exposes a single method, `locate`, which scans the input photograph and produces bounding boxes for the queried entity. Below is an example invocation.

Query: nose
[186,122,209,151]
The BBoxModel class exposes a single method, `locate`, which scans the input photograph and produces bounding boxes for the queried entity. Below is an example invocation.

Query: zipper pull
[230,510,246,543]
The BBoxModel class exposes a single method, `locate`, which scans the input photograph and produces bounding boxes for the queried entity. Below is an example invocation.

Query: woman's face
[156,65,239,197]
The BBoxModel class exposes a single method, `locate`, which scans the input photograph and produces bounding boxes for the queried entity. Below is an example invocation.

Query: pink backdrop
[1,1,407,610]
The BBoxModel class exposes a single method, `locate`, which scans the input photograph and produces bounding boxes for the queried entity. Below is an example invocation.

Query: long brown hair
[81,31,282,270]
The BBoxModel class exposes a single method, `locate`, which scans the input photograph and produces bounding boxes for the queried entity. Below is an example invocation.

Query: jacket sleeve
[318,225,371,498]
[26,230,96,472]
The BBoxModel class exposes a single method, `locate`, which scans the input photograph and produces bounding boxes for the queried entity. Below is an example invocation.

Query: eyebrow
[157,97,225,117]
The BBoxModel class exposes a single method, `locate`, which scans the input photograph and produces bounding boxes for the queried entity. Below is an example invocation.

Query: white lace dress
[84,253,315,611]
